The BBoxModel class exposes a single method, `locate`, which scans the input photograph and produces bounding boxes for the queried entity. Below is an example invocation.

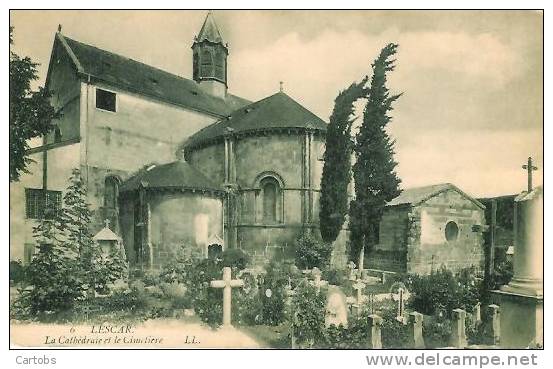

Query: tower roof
[120,160,223,194]
[180,92,327,153]
[196,11,225,44]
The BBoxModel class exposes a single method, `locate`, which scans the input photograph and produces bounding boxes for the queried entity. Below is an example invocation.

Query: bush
[9,260,27,284]
[380,306,410,348]
[322,267,348,286]
[259,260,290,325]
[423,313,452,348]
[290,281,326,348]
[403,267,481,318]
[221,248,250,271]
[294,231,332,270]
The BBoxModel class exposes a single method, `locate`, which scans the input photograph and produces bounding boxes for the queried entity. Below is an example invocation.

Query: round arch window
[445,221,459,242]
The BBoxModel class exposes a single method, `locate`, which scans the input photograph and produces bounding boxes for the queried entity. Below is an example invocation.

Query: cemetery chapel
[10,12,485,273]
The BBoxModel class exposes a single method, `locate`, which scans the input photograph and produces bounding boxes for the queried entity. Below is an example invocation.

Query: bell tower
[192,11,228,98]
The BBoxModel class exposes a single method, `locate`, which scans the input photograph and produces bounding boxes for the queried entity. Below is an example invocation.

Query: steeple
[192,11,228,98]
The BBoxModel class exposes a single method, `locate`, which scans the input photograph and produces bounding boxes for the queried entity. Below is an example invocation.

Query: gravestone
[325,285,348,328]
[210,267,244,327]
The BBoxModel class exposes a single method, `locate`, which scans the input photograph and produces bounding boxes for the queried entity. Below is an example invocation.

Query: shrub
[380,306,410,348]
[294,231,332,270]
[322,267,348,286]
[259,260,289,325]
[403,267,481,318]
[9,260,27,284]
[290,281,326,348]
[184,258,225,326]
[423,313,452,348]
[221,248,250,271]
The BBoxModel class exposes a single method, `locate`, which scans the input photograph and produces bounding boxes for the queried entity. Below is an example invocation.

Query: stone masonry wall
[407,189,485,275]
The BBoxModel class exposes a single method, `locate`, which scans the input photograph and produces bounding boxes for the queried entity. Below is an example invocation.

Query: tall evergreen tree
[10,27,60,182]
[349,43,402,260]
[319,80,367,243]
[61,168,103,290]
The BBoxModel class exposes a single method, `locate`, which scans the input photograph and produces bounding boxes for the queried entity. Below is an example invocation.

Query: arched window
[54,127,62,143]
[261,177,279,223]
[104,176,119,209]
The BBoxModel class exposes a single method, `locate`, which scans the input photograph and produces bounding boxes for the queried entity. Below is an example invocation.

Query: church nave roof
[50,33,250,117]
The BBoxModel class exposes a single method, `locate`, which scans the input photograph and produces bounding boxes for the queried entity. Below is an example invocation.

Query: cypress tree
[349,43,402,260]
[319,80,367,243]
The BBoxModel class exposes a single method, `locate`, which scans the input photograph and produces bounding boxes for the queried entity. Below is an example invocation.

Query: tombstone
[493,186,543,348]
[325,285,348,328]
[350,277,366,318]
[210,267,244,327]
[485,304,501,346]
[449,308,468,348]
[407,312,425,349]
[367,314,382,349]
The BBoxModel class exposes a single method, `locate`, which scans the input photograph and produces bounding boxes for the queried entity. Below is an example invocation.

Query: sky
[9,10,543,197]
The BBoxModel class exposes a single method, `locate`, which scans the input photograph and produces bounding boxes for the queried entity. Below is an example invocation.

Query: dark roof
[387,183,485,209]
[120,161,222,193]
[195,11,225,44]
[54,33,249,117]
[181,92,327,151]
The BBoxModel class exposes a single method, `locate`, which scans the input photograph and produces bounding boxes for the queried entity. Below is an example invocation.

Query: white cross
[104,219,110,228]
[210,267,244,327]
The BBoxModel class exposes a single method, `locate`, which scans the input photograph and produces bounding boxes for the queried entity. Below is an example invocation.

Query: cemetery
[9,177,543,348]
[8,11,542,349]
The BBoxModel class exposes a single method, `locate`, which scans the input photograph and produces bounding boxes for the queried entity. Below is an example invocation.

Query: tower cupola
[192,11,228,98]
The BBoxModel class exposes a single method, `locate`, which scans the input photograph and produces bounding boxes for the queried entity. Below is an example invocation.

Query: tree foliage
[294,231,332,270]
[10,27,59,182]
[319,80,367,243]
[349,43,402,259]
[21,169,127,315]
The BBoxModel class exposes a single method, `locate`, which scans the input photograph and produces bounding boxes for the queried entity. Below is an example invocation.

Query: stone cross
[104,218,110,228]
[522,156,538,192]
[210,267,244,327]
[279,81,284,92]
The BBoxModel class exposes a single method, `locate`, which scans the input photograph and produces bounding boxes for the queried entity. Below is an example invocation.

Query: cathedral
[9,12,348,269]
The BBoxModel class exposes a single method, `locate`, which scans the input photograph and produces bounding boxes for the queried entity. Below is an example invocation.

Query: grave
[493,186,543,348]
[325,285,348,328]
[210,267,244,327]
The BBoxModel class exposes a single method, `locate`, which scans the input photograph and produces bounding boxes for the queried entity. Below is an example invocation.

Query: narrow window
[104,176,119,208]
[201,50,213,77]
[262,178,279,223]
[54,127,62,143]
[215,49,225,80]
[96,88,116,112]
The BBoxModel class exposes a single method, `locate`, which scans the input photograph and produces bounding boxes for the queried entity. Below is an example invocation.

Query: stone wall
[119,190,224,269]
[407,189,485,275]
